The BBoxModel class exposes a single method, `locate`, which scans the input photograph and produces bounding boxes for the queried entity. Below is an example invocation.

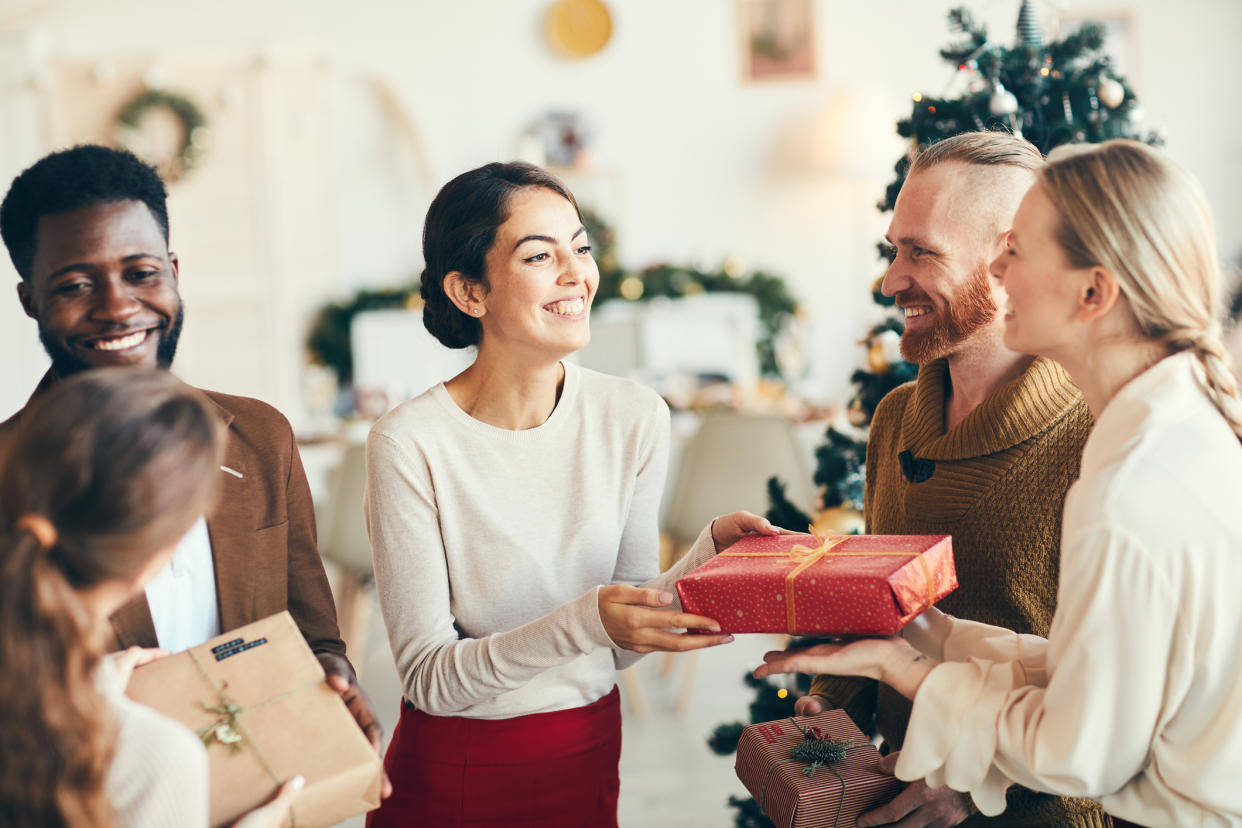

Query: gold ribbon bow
[720,530,937,632]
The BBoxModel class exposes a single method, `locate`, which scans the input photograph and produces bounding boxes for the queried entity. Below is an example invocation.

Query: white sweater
[365,362,715,720]
[895,352,1242,827]
[99,657,209,827]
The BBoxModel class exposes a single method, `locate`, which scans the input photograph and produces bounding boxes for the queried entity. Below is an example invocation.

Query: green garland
[305,209,800,386]
[115,89,209,181]
[306,287,420,385]
[583,207,799,377]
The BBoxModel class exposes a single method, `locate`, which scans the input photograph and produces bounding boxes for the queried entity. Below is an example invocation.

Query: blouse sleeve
[365,431,615,716]
[895,525,1176,815]
[903,607,1049,684]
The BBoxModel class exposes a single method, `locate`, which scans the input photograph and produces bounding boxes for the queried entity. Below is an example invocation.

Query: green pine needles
[790,736,855,776]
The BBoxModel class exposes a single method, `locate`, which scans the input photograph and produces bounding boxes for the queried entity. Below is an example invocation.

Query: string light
[777,688,789,699]
[928,105,937,114]
[912,93,924,102]
[1040,66,1051,77]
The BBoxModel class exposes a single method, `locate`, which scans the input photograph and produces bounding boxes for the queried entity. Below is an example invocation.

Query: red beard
[896,264,997,365]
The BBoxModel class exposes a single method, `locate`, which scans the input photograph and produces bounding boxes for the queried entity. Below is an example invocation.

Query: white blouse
[895,352,1242,827]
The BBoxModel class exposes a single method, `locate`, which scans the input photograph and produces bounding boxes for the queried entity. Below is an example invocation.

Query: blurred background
[1,1,1239,824]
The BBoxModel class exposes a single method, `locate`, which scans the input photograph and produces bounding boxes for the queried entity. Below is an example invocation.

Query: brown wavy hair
[0,368,224,827]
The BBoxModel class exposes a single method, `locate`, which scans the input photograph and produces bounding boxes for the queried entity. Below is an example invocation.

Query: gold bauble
[811,505,865,537]
[867,340,890,374]
[619,275,644,300]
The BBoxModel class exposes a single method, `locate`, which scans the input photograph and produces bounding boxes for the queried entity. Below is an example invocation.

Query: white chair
[664,412,815,547]
[351,308,474,409]
[315,442,375,666]
[658,412,816,709]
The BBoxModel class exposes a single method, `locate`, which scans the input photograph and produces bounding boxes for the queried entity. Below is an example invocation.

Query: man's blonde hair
[908,131,1044,178]
[1040,139,1242,439]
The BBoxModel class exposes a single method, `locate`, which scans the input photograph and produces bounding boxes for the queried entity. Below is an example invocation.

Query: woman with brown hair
[364,161,774,826]
[756,140,1242,827]
[0,367,302,827]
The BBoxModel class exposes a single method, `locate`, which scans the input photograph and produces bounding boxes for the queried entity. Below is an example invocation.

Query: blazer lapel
[204,396,256,634]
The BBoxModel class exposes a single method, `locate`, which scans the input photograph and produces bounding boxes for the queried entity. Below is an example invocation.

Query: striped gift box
[735,710,901,828]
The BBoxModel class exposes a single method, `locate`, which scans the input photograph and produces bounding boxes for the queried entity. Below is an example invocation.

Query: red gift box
[736,710,902,828]
[675,533,955,635]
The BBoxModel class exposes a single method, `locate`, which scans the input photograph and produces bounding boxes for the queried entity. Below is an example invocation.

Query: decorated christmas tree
[725,4,1159,825]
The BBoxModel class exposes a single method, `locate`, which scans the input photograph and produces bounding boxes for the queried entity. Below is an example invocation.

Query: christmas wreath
[115,89,210,181]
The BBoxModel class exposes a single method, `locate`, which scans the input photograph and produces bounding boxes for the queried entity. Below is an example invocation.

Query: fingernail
[291,775,306,791]
[721,635,735,644]
[658,591,674,603]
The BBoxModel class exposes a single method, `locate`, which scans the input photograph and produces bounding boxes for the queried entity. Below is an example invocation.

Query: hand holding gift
[852,753,972,828]
[599,510,782,654]
[126,612,383,828]
[599,585,734,653]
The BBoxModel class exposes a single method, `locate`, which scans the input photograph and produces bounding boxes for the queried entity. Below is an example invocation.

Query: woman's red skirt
[366,686,622,828]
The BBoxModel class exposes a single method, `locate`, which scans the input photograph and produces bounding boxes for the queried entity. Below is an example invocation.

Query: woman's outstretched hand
[599,585,734,653]
[710,510,788,551]
[753,636,938,700]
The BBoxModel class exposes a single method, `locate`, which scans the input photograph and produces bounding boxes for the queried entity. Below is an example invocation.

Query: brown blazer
[0,372,347,658]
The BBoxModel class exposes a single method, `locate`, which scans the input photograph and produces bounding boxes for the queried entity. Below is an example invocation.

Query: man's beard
[39,303,185,377]
[896,265,997,365]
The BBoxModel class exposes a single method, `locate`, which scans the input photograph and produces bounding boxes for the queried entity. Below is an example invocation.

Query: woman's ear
[444,272,486,318]
[1076,265,1122,324]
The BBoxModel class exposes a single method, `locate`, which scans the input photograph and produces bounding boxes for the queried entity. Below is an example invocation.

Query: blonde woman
[756,140,1242,828]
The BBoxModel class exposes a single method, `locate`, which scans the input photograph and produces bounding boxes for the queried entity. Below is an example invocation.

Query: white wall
[2,0,1239,419]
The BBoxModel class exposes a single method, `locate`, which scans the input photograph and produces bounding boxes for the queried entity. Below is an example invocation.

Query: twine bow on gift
[186,647,323,820]
[759,718,862,828]
[719,529,938,633]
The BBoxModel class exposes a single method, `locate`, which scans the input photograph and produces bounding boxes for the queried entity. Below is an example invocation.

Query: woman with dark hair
[0,368,302,828]
[365,162,773,826]
[756,141,1242,827]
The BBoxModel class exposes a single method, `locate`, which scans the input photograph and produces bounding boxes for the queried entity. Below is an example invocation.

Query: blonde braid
[1162,323,1242,440]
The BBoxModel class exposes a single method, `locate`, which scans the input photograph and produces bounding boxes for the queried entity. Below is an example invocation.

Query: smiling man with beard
[795,133,1106,828]
[0,146,388,794]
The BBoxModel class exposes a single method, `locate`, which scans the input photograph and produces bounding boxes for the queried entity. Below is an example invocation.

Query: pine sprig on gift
[790,737,855,777]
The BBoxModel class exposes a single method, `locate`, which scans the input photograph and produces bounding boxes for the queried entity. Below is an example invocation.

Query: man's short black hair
[0,144,169,281]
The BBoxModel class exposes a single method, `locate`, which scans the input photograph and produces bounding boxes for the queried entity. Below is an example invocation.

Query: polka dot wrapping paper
[674,533,956,635]
[735,710,901,828]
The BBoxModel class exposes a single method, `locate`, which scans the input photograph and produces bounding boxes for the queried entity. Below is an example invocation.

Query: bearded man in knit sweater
[795,133,1105,827]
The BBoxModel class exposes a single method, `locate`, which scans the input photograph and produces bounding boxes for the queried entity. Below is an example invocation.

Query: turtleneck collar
[900,357,1085,461]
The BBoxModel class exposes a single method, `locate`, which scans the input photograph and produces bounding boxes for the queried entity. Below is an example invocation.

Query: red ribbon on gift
[719,532,938,633]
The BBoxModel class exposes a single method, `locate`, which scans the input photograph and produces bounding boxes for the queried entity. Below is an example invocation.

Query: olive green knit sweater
[809,357,1108,827]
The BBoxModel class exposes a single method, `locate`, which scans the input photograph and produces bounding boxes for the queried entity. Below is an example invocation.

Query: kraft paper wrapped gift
[736,710,901,828]
[675,533,956,635]
[126,611,382,828]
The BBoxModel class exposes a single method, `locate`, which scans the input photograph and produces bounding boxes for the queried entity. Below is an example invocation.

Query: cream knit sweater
[365,362,715,720]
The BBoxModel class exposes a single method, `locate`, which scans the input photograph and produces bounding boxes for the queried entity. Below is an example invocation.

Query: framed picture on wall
[738,0,816,82]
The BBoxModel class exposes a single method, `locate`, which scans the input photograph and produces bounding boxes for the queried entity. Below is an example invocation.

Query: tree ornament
[811,505,865,537]
[1098,77,1125,108]
[989,83,1019,116]
[1015,0,1044,48]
